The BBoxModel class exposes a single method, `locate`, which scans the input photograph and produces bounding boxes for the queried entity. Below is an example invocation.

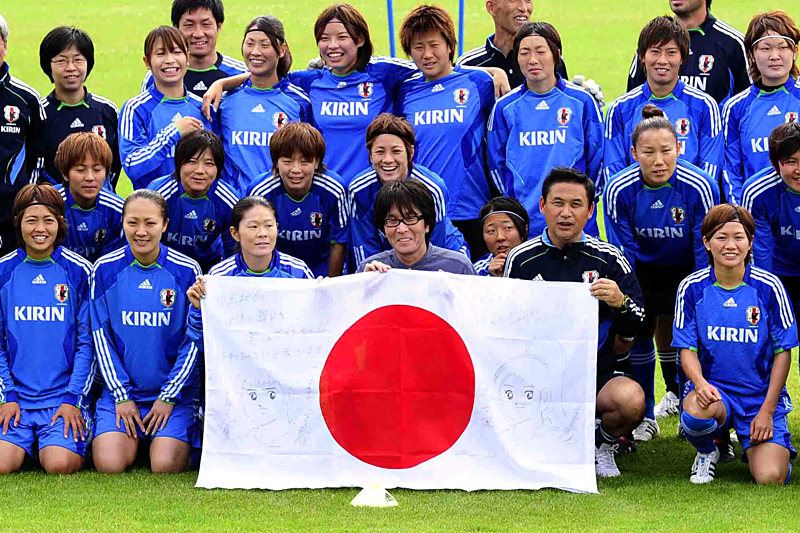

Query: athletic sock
[630,337,656,419]
[680,411,718,454]
[595,423,619,448]
[786,462,793,486]
[658,349,679,396]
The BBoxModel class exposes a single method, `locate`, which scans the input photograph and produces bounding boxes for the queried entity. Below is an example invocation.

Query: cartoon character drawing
[493,355,554,440]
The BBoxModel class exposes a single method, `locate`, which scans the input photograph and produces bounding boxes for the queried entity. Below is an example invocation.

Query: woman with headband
[722,11,800,205]
[674,204,797,485]
[473,197,529,277]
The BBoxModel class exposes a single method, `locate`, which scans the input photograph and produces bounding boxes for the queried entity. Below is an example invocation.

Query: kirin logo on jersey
[92,125,107,139]
[676,118,690,137]
[3,105,20,123]
[310,212,323,228]
[698,55,714,73]
[453,88,470,105]
[671,207,685,224]
[161,288,176,308]
[358,82,374,98]
[54,284,69,303]
[203,218,216,233]
[746,306,760,326]
[787,112,799,124]
[272,112,288,129]
[94,228,107,243]
[581,270,599,284]
[557,107,572,126]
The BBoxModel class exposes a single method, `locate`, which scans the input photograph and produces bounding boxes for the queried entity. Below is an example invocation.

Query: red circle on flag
[319,305,475,469]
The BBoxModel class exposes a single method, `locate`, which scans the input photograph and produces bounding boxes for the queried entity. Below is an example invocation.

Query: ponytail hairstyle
[12,184,68,249]
[631,104,678,148]
[701,204,756,265]
[243,15,292,79]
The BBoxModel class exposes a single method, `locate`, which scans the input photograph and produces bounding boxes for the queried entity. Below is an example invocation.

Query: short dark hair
[12,184,68,249]
[513,22,563,78]
[637,16,690,65]
[244,16,292,79]
[701,204,755,264]
[144,26,188,60]
[39,26,95,83]
[374,179,436,245]
[541,167,595,204]
[400,5,457,64]
[123,189,169,223]
[171,0,224,27]
[270,122,326,175]
[744,11,800,82]
[314,4,373,72]
[366,113,415,168]
[479,196,530,241]
[769,122,800,171]
[631,104,678,148]
[231,196,278,232]
[173,130,225,181]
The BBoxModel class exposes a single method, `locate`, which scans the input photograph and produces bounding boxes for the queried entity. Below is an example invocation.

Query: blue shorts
[0,406,91,457]
[93,394,201,447]
[683,380,797,459]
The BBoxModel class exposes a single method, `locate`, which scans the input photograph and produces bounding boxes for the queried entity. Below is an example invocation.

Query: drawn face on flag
[494,356,552,434]
[241,378,290,441]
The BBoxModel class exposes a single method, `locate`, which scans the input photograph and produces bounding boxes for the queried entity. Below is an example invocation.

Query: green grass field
[2,1,800,531]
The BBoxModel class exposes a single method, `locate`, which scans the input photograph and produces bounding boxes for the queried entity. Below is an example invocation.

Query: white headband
[751,34,797,48]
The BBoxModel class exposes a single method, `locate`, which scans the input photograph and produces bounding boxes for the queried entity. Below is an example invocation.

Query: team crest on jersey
[453,88,470,105]
[94,228,107,243]
[310,212,323,228]
[671,207,685,224]
[54,284,69,303]
[161,288,176,308]
[557,107,573,126]
[272,112,288,129]
[746,306,761,326]
[358,82,374,98]
[676,118,690,137]
[581,270,599,284]
[698,55,715,73]
[92,125,107,139]
[203,218,216,233]
[3,105,20,123]
[786,112,799,123]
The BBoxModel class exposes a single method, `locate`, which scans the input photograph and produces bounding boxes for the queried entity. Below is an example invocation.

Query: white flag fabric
[196,270,598,493]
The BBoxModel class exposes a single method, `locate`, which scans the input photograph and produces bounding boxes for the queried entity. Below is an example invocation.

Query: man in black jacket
[504,167,646,479]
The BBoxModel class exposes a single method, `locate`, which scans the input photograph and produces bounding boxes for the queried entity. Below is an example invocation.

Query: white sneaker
[633,417,660,442]
[654,391,680,418]
[595,443,621,478]
[690,448,720,484]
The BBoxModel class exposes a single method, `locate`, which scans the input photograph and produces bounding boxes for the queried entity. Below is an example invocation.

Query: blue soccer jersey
[673,265,798,398]
[90,245,201,405]
[219,78,312,196]
[118,84,216,191]
[395,65,495,221]
[288,58,417,177]
[487,76,604,235]
[605,80,723,183]
[55,184,125,263]
[248,170,348,278]
[605,159,719,270]
[473,252,492,276]
[722,77,800,205]
[348,165,469,265]
[0,247,95,409]
[148,175,239,273]
[742,167,800,277]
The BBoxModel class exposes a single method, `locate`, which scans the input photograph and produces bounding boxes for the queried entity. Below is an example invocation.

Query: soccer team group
[0,0,798,486]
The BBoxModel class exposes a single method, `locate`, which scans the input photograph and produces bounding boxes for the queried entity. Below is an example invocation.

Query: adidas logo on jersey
[768,106,781,116]
[650,200,665,209]
[291,208,302,216]
[77,222,89,232]
[31,274,46,285]
[138,279,153,290]
[193,81,208,91]
[532,274,544,281]
[535,100,550,111]
[795,206,800,213]
[185,210,198,220]
[723,297,737,308]
[172,112,183,123]
[70,118,84,128]
[336,81,347,89]
[251,104,266,113]
[431,83,445,93]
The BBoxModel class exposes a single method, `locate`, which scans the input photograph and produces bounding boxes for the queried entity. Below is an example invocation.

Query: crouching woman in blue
[0,184,95,474]
[473,197,529,277]
[90,190,203,474]
[674,205,797,484]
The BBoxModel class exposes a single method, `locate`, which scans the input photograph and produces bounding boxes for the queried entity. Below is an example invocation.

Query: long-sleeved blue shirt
[604,159,719,270]
[721,77,800,205]
[0,247,94,409]
[55,184,125,263]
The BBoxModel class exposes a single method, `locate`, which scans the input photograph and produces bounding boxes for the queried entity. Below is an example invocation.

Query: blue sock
[630,337,656,419]
[680,411,718,454]
[786,462,793,486]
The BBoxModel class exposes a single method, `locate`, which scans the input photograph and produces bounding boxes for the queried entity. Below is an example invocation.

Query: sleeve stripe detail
[156,179,179,199]
[684,85,722,135]
[455,47,486,65]
[90,248,127,298]
[120,92,151,140]
[208,256,238,276]
[675,267,711,328]
[285,83,311,103]
[722,90,750,140]
[628,53,639,77]
[61,248,93,276]
[161,342,198,401]
[278,253,314,278]
[750,268,794,330]
[314,174,349,228]
[604,87,643,139]
[166,249,202,277]
[584,237,632,274]
[81,358,98,398]
[676,165,715,213]
[214,181,240,208]
[742,170,781,211]
[93,329,128,403]
[604,167,641,221]
[250,175,282,197]
[503,237,544,276]
[409,169,446,221]
[126,124,179,167]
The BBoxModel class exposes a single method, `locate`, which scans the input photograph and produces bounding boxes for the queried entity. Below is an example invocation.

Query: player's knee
[681,392,703,417]
[613,379,645,421]
[0,457,24,475]
[752,463,788,485]
[41,453,82,475]
[150,454,187,474]
[93,449,132,474]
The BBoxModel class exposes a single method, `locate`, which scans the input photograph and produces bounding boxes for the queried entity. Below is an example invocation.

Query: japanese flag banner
[196,270,598,493]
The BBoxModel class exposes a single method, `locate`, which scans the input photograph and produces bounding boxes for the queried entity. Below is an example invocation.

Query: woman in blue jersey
[604,105,719,444]
[473,197,529,277]
[487,22,604,238]
[147,129,239,273]
[396,5,496,257]
[674,204,797,484]
[119,26,213,190]
[54,132,125,262]
[248,123,348,277]
[0,184,94,474]
[722,11,800,205]
[90,189,203,474]
[218,15,311,196]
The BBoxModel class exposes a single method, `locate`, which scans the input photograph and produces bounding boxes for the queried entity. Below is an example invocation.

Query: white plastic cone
[350,486,398,507]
